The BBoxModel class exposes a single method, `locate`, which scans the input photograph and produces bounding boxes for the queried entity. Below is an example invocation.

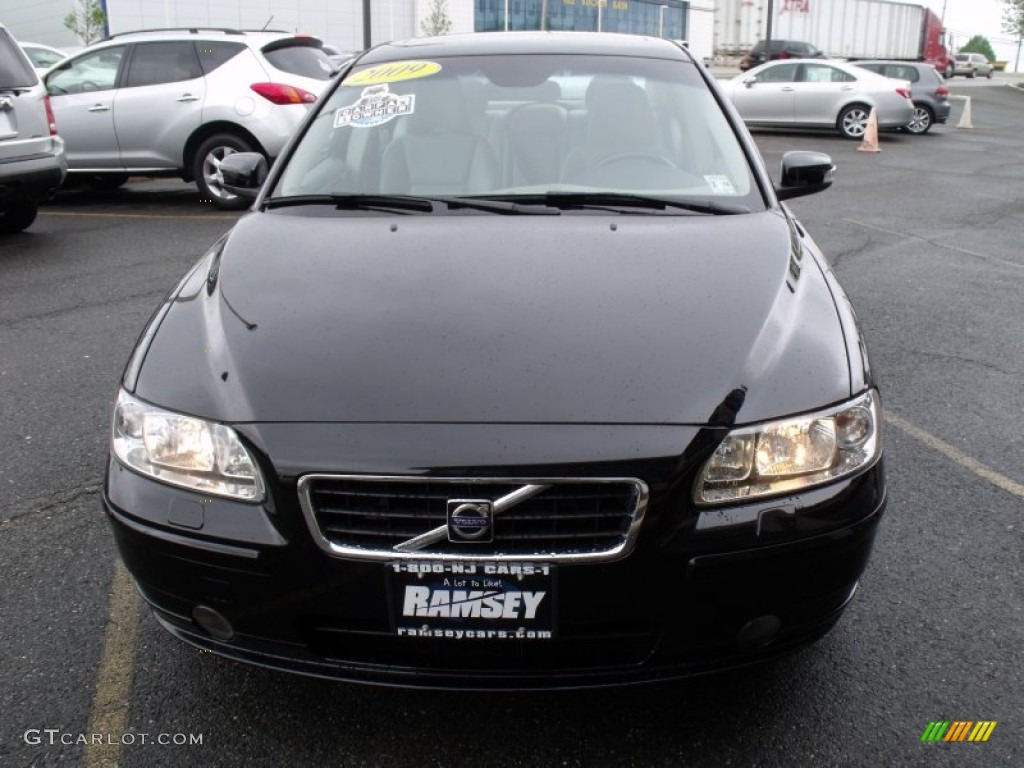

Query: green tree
[420,0,453,36]
[1004,0,1024,36]
[958,35,997,62]
[63,0,107,45]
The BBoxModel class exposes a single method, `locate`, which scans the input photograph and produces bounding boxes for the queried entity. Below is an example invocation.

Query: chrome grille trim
[297,474,649,563]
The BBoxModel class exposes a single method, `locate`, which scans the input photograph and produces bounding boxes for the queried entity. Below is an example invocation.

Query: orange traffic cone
[858,107,880,153]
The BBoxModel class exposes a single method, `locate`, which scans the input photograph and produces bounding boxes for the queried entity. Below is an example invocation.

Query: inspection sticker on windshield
[704,175,736,195]
[389,561,555,640]
[344,60,441,86]
[334,85,415,128]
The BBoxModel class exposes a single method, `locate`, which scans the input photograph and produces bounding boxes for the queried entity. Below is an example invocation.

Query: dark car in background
[854,60,952,134]
[0,23,66,233]
[740,39,826,71]
[103,32,886,689]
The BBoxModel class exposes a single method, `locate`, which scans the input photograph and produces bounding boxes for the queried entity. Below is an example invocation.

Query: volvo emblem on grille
[447,499,494,543]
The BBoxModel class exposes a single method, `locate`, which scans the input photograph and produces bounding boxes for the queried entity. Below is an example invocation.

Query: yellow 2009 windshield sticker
[344,60,442,86]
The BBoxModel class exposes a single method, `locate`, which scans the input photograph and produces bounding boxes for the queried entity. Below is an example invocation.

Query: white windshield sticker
[334,84,415,128]
[704,175,736,195]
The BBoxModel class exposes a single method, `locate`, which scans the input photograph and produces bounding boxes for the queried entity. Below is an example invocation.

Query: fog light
[736,615,781,650]
[192,605,234,641]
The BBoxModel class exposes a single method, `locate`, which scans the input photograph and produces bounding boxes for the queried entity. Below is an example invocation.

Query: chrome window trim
[297,474,649,563]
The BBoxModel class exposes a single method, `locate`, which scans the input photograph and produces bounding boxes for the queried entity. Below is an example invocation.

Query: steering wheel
[595,151,677,170]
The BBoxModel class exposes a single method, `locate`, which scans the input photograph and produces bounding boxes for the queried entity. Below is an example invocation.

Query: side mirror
[219,152,268,200]
[743,77,757,88]
[776,151,835,201]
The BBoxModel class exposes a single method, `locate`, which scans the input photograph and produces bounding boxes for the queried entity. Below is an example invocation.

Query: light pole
[598,0,603,33]
[659,5,668,37]
[505,0,509,31]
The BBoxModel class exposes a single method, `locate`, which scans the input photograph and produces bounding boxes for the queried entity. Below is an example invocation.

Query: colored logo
[334,85,415,129]
[921,721,996,742]
[344,60,442,86]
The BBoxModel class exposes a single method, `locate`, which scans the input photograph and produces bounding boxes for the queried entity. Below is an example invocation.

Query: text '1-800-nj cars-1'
[103,31,886,689]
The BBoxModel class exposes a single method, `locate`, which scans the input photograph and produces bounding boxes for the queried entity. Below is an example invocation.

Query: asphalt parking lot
[2,82,1023,767]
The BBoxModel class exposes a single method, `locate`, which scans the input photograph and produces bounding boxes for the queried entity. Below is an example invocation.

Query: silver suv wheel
[194,134,256,211]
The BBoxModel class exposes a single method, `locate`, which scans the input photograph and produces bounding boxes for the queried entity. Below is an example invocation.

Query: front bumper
[103,447,886,690]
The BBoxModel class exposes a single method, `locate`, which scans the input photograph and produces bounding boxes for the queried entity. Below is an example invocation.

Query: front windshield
[274,53,761,208]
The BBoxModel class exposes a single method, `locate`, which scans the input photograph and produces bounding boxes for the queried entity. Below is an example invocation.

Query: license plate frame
[388,561,555,640]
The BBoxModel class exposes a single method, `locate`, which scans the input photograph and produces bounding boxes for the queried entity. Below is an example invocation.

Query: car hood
[133,210,852,426]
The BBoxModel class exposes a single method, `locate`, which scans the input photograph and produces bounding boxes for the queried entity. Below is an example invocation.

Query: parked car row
[0,21,988,235]
[739,38,995,84]
[723,58,951,138]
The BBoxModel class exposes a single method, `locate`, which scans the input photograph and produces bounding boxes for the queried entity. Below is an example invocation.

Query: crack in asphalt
[0,288,166,329]
[902,349,1020,376]
[842,218,1024,271]
[1,481,103,525]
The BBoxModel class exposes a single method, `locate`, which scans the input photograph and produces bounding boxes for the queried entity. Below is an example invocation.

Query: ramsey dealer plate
[389,561,555,640]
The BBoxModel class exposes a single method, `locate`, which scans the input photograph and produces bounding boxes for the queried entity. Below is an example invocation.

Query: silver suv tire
[0,202,40,234]
[193,134,257,211]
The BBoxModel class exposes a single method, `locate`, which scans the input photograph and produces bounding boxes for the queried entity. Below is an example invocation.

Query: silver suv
[953,52,994,79]
[44,28,333,209]
[0,24,67,233]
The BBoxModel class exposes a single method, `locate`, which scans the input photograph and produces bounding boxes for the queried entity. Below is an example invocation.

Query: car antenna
[261,15,274,31]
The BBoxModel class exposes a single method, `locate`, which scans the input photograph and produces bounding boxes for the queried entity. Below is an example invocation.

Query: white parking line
[84,559,141,768]
[887,412,1024,499]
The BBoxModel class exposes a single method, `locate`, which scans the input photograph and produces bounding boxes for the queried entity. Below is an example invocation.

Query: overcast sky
[924,0,1023,66]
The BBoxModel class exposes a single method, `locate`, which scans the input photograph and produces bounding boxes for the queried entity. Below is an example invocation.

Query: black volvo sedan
[103,31,886,689]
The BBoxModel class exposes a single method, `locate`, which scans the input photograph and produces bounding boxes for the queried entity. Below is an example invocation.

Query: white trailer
[683,2,717,63]
[714,0,927,60]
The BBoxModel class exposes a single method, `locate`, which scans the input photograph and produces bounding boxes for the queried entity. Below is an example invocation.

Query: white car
[19,42,68,73]
[953,53,994,79]
[721,58,914,140]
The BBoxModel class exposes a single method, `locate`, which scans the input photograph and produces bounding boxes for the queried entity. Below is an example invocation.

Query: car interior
[278,62,754,202]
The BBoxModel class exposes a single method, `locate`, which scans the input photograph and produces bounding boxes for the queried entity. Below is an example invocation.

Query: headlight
[111,390,265,501]
[695,390,882,505]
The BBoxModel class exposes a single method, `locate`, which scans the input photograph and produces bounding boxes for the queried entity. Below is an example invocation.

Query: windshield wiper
[425,195,560,215]
[493,192,750,215]
[262,194,559,215]
[262,194,436,213]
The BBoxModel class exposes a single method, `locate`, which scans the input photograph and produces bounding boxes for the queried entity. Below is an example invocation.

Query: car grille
[298,475,647,562]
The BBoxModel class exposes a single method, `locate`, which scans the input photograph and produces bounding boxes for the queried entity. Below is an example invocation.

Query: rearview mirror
[776,151,835,201]
[218,152,268,200]
[743,77,757,88]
